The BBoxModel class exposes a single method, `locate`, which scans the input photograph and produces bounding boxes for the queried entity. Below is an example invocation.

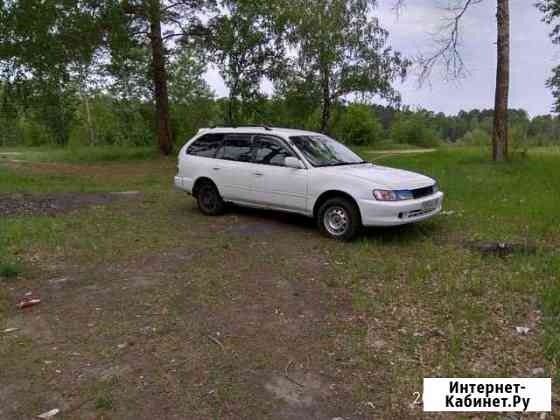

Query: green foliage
[538,0,560,113]
[0,261,21,280]
[335,104,384,146]
[17,115,54,146]
[458,128,491,146]
[95,394,113,411]
[281,0,409,130]
[206,1,282,125]
[509,124,529,154]
[390,113,440,147]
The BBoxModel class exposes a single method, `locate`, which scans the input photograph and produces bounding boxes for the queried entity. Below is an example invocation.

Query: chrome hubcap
[324,206,349,236]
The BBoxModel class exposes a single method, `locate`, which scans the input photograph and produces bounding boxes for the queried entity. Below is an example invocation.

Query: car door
[252,135,308,212]
[213,133,257,203]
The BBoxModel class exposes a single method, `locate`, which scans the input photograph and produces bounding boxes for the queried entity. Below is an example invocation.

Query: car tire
[196,182,226,216]
[317,197,361,241]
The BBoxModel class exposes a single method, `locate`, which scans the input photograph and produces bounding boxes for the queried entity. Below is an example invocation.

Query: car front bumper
[358,191,444,226]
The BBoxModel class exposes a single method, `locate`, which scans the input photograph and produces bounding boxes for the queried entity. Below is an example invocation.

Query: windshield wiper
[326,161,369,167]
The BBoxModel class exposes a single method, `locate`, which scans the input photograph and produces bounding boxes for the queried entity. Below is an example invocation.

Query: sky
[204,1,558,117]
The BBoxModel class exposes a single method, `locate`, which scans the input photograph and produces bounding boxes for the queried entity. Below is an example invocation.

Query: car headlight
[373,190,397,201]
[433,183,439,193]
[373,190,414,201]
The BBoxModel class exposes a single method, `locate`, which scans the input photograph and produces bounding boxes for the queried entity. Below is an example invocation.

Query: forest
[1,1,560,154]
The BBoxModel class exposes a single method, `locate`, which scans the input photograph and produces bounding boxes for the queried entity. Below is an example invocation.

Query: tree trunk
[227,96,234,126]
[320,66,331,133]
[83,93,95,145]
[148,1,172,155]
[492,0,509,161]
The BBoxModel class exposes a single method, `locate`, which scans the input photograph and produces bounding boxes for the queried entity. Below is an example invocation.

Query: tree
[206,0,283,125]
[106,0,215,155]
[281,0,409,133]
[395,0,510,162]
[336,104,384,145]
[0,0,104,145]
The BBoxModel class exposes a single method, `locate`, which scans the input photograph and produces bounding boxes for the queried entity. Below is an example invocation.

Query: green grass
[0,261,22,280]
[0,145,559,416]
[1,145,160,163]
[95,394,114,411]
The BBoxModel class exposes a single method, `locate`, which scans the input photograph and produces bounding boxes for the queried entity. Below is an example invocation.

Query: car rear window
[186,134,223,157]
[217,134,253,162]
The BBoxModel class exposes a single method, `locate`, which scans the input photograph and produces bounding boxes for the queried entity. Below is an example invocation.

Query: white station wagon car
[174,127,444,240]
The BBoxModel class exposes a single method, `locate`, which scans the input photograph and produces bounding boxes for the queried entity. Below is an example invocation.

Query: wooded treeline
[1,1,559,156]
[2,83,559,150]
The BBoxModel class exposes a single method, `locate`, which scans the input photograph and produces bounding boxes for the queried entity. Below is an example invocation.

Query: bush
[390,114,440,148]
[459,128,491,146]
[17,115,54,146]
[335,104,384,146]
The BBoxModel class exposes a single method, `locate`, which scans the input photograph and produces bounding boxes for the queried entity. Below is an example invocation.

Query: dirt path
[366,148,436,154]
[0,202,374,420]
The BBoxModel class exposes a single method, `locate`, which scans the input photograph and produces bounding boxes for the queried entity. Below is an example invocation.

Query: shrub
[335,104,384,146]
[459,128,491,146]
[17,115,54,146]
[390,114,440,147]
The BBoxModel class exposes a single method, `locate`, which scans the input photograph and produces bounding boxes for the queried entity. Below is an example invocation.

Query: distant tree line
[2,78,558,149]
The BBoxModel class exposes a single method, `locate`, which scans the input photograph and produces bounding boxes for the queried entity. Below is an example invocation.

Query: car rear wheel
[317,197,361,241]
[196,182,225,216]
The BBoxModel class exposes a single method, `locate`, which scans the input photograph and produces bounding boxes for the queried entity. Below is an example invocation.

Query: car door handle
[212,167,221,171]
[253,172,264,177]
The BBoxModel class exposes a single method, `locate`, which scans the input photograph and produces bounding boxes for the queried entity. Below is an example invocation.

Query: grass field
[0,146,559,419]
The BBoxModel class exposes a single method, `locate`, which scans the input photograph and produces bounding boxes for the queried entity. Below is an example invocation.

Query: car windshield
[290,135,368,167]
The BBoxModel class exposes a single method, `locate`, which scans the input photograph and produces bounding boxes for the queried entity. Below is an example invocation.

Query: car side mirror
[284,157,304,169]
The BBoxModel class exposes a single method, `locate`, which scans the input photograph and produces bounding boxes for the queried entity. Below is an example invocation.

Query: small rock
[531,367,545,375]
[37,408,60,419]
[117,343,127,349]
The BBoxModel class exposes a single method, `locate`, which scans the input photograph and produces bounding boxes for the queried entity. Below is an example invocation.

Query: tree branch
[395,0,482,84]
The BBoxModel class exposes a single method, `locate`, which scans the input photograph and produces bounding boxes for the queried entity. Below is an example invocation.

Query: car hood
[320,163,435,189]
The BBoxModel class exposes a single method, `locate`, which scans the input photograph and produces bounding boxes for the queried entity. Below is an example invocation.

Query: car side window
[186,134,223,158]
[253,135,294,166]
[216,134,254,162]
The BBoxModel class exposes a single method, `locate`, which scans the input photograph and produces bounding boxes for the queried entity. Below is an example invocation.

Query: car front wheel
[317,197,361,241]
[196,182,225,216]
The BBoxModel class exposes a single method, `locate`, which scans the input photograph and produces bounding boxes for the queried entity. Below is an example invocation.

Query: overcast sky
[204,1,558,117]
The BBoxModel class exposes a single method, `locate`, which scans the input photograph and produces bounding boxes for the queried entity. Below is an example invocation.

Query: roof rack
[208,125,273,131]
